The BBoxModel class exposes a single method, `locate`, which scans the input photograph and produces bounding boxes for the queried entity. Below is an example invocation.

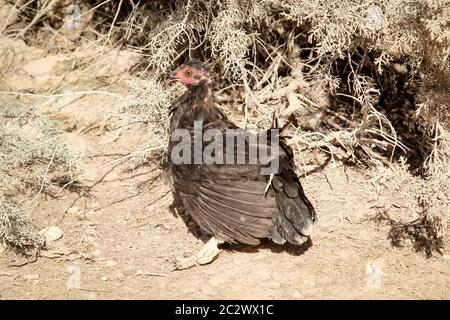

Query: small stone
[39,226,63,242]
[292,290,301,299]
[101,276,107,281]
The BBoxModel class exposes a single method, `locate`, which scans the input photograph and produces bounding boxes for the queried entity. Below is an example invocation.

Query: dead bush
[0,98,78,250]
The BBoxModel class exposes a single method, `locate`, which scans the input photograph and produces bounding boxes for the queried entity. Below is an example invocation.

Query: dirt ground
[1,40,449,300]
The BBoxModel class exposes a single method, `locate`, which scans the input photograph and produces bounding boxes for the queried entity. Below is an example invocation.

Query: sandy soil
[1,40,449,300]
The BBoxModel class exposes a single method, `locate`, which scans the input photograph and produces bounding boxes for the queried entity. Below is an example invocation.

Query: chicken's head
[168,59,211,87]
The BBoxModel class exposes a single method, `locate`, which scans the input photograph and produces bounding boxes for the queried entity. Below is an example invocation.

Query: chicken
[167,59,316,269]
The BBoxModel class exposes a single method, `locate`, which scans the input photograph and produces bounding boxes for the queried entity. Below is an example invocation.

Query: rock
[39,226,63,242]
[292,290,302,299]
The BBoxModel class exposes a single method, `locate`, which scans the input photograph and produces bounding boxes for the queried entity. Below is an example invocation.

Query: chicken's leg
[174,237,222,270]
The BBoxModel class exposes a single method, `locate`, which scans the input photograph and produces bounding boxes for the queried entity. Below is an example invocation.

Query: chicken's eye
[185,70,192,76]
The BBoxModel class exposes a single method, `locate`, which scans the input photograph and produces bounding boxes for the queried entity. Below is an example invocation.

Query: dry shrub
[120,77,173,135]
[373,128,449,256]
[0,98,78,251]
[116,77,179,169]
[0,196,44,251]
[0,99,78,195]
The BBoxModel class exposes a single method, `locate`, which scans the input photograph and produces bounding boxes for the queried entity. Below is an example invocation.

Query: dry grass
[0,99,78,195]
[0,98,78,251]
[0,196,44,251]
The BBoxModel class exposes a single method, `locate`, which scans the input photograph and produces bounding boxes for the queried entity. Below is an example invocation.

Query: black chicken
[167,59,316,269]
